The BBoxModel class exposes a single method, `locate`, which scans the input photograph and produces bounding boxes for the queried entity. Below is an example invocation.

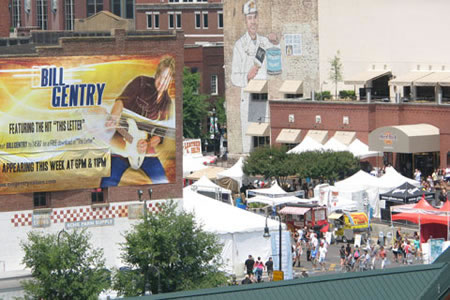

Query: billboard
[0,55,176,194]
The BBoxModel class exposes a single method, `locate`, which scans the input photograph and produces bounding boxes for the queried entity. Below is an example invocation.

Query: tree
[113,201,227,296]
[183,67,209,138]
[292,150,360,182]
[213,96,227,129]
[21,229,110,300]
[329,50,343,100]
[243,146,297,186]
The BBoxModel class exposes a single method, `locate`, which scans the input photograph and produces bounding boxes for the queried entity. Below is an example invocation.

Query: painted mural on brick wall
[0,55,176,194]
[225,0,319,153]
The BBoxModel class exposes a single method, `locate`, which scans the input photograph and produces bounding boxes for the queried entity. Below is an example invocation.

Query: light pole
[263,215,283,272]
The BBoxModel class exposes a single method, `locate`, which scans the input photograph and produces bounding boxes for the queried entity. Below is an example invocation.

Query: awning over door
[306,130,328,144]
[276,129,302,144]
[344,70,391,85]
[246,122,270,136]
[333,131,356,146]
[279,80,303,94]
[244,80,268,93]
[389,72,432,86]
[414,72,450,86]
[368,124,440,153]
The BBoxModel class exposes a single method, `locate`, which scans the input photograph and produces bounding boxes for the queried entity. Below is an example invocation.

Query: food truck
[278,204,329,233]
[328,210,370,243]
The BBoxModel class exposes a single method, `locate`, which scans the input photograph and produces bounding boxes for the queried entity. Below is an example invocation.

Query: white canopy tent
[246,195,305,206]
[183,156,208,177]
[287,136,325,154]
[377,166,420,191]
[247,181,305,206]
[183,187,285,275]
[348,139,382,159]
[323,137,349,152]
[191,176,233,204]
[247,181,290,197]
[217,157,245,187]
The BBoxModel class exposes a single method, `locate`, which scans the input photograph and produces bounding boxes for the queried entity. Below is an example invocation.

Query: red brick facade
[270,101,450,168]
[5,0,223,45]
[184,45,224,99]
[0,29,184,212]
[0,0,10,37]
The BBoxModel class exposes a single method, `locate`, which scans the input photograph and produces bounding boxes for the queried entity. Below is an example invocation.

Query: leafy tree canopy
[243,146,297,186]
[329,50,343,100]
[113,201,227,296]
[183,67,209,138]
[244,146,360,184]
[21,229,110,300]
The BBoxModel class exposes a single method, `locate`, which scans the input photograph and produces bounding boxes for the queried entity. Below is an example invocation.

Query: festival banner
[0,55,176,194]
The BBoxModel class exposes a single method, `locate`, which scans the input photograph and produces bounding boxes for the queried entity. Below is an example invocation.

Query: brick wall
[0,0,10,37]
[270,100,450,168]
[0,29,184,213]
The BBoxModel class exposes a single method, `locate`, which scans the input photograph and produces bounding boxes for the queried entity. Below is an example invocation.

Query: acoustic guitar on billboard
[83,107,175,169]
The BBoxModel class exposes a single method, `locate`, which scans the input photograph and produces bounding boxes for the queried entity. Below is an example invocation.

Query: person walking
[318,243,327,271]
[254,257,264,282]
[245,255,255,276]
[265,257,274,281]
[310,246,318,269]
[339,245,346,271]
[379,246,387,269]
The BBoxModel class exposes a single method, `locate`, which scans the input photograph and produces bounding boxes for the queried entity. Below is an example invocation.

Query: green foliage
[317,91,331,100]
[243,146,297,186]
[213,97,227,128]
[183,67,209,138]
[291,150,360,181]
[21,229,110,300]
[339,90,356,100]
[244,146,360,184]
[329,50,343,100]
[113,201,227,296]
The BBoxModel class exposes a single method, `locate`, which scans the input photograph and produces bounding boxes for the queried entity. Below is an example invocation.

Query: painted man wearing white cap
[231,0,279,153]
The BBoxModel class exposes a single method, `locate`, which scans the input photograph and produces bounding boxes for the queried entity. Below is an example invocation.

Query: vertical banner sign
[0,55,176,194]
[429,238,444,263]
[271,230,293,280]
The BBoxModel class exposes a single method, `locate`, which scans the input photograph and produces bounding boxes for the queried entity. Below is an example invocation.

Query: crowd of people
[241,255,274,284]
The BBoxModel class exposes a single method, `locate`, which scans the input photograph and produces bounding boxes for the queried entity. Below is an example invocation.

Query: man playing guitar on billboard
[101,56,175,187]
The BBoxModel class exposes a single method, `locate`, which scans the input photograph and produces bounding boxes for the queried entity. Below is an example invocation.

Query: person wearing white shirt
[318,244,327,271]
[231,0,278,153]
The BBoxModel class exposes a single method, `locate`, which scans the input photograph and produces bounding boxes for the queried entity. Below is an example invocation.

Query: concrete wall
[318,0,450,95]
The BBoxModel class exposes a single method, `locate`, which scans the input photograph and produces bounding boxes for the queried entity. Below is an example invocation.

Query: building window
[202,11,208,28]
[146,12,160,29]
[33,192,49,208]
[146,12,152,28]
[176,12,182,29]
[253,136,270,148]
[64,0,75,30]
[195,11,201,29]
[286,93,303,98]
[12,0,21,28]
[91,188,105,204]
[218,11,223,29]
[36,0,48,30]
[169,0,180,2]
[87,0,103,17]
[154,12,160,29]
[211,75,218,95]
[168,12,174,29]
[251,93,268,101]
[111,0,134,19]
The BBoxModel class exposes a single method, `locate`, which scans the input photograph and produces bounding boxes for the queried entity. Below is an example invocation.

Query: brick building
[0,29,184,271]
[6,0,223,45]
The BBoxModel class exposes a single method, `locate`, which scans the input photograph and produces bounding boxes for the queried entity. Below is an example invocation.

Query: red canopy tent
[391,196,450,243]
